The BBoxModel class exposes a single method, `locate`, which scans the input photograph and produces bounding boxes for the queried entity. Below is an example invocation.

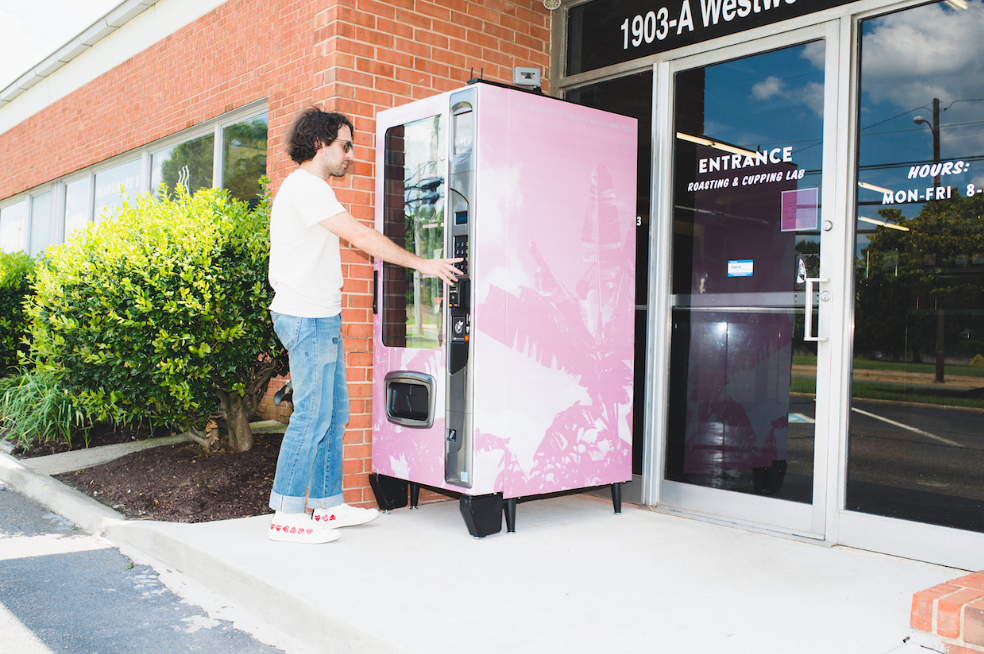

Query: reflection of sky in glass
[694,42,825,255]
[30,191,51,256]
[94,159,142,221]
[64,177,90,240]
[701,42,825,174]
[856,0,984,253]
[151,150,171,191]
[0,201,26,252]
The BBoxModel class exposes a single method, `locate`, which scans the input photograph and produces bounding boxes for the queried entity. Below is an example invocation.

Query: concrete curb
[104,520,411,654]
[0,433,406,654]
[0,452,126,536]
[21,433,191,476]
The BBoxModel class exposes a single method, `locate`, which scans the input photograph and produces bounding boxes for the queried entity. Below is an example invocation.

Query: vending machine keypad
[453,235,469,275]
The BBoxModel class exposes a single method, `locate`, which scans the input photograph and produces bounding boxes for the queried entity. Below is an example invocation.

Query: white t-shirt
[268,168,347,317]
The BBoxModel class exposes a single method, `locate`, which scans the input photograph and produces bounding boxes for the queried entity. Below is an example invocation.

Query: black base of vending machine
[459,493,503,538]
[370,475,625,537]
[368,473,408,511]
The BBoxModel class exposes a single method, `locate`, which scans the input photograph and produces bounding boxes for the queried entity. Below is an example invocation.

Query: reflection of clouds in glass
[752,78,823,117]
[404,117,445,187]
[861,2,984,116]
[0,202,26,252]
[796,81,824,117]
[802,41,825,69]
[752,76,784,100]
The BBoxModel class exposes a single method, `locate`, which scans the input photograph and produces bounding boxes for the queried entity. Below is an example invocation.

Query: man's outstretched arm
[321,210,463,286]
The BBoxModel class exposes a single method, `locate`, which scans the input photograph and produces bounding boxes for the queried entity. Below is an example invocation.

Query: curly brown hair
[285,108,355,164]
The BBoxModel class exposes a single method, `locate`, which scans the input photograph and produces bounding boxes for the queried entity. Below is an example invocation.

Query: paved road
[0,481,285,654]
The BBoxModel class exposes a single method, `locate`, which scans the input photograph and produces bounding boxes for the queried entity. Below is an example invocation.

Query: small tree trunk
[225,393,254,452]
[215,389,254,452]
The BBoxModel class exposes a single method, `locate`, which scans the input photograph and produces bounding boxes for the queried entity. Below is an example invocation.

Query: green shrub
[26,186,285,451]
[0,368,90,448]
[0,251,34,374]
[973,354,984,367]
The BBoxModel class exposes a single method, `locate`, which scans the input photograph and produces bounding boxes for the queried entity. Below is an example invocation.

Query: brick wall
[912,572,984,653]
[308,0,552,506]
[0,0,552,507]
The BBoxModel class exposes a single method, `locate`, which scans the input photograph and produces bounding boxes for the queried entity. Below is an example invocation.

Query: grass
[793,354,984,378]
[0,369,91,448]
[850,382,984,409]
[790,366,984,409]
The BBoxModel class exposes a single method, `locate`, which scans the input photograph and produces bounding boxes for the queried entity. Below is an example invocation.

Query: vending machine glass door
[381,116,447,350]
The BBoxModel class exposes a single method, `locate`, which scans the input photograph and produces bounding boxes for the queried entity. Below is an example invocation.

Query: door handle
[804,278,829,342]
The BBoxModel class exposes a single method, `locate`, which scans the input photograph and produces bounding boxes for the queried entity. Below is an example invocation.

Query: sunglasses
[336,140,353,154]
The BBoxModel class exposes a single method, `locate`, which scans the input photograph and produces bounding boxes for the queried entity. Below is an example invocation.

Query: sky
[0,0,121,90]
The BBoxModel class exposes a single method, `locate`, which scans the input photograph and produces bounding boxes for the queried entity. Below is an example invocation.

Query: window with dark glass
[849,0,984,533]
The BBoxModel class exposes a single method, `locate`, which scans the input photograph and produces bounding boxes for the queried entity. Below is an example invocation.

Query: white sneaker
[312,504,379,529]
[269,511,340,544]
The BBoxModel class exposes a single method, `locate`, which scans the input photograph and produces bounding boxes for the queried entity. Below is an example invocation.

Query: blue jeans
[269,312,349,513]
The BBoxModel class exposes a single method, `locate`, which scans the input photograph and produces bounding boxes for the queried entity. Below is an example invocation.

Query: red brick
[348,414,372,430]
[375,16,415,39]
[342,458,364,474]
[967,599,984,647]
[945,645,984,654]
[913,584,962,632]
[415,1,452,22]
[940,589,984,638]
[355,0,397,20]
[954,574,984,593]
[393,7,433,29]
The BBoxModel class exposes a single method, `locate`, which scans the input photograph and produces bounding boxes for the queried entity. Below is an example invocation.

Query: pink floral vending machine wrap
[372,83,637,503]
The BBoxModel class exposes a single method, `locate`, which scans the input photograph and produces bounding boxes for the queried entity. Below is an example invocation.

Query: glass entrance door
[658,30,838,536]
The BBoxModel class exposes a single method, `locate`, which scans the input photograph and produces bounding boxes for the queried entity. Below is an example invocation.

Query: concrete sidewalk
[0,445,961,654]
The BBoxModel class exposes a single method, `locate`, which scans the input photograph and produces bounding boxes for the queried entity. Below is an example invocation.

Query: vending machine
[369,81,637,536]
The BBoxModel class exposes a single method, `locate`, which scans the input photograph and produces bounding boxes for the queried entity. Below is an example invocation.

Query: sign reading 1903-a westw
[566,0,855,75]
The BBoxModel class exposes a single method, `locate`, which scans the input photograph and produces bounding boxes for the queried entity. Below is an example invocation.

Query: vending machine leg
[459,493,503,538]
[368,473,408,511]
[504,498,517,533]
[612,482,623,514]
[409,482,420,509]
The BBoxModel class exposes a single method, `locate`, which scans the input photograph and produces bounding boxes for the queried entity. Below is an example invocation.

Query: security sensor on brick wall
[513,67,541,89]
[543,0,561,9]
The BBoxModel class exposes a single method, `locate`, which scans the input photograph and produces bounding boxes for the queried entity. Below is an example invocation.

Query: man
[267,107,461,543]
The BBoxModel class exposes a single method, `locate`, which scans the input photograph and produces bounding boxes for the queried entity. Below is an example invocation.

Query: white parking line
[851,407,965,448]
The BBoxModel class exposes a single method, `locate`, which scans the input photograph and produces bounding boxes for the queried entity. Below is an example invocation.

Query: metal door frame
[644,21,847,541]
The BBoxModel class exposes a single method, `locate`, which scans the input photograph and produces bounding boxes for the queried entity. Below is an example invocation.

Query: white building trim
[0,0,228,135]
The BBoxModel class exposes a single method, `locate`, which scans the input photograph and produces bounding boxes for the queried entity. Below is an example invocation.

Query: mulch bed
[6,423,281,523]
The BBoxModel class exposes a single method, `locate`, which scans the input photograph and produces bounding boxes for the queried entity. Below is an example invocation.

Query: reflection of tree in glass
[856,194,984,371]
[403,203,445,346]
[161,135,214,196]
[223,119,268,205]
